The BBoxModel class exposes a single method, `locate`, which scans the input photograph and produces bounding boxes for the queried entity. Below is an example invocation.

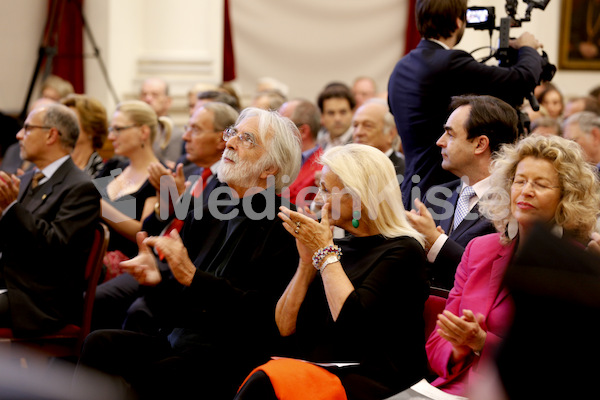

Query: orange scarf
[240,358,348,400]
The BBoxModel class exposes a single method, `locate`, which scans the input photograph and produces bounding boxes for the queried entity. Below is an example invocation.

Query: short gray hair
[42,103,80,150]
[202,102,239,132]
[363,98,396,135]
[562,111,600,134]
[237,107,301,193]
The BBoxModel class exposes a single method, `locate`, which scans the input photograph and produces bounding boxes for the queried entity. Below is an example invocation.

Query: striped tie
[31,171,45,189]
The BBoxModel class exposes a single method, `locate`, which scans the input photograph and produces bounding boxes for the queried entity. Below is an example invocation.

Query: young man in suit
[0,103,100,336]
[388,0,545,209]
[406,95,519,289]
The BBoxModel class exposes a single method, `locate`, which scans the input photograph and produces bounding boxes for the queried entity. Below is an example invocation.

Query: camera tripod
[19,0,119,122]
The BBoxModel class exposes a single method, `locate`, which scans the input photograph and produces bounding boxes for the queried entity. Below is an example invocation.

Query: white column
[84,0,224,123]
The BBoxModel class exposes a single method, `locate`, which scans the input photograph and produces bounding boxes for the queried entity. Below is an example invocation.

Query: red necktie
[192,167,213,198]
[163,168,213,236]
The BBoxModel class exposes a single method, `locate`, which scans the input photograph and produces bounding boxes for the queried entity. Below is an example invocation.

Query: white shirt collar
[427,38,450,50]
[37,155,70,186]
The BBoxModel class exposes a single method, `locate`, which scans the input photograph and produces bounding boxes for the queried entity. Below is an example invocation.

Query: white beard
[218,149,268,190]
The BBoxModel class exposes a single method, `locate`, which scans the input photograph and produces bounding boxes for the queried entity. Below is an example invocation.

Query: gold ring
[294,228,299,234]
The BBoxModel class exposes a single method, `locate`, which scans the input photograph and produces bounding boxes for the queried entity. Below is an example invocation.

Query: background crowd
[0,0,599,399]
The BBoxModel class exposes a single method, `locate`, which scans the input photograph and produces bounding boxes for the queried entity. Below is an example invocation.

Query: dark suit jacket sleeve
[0,180,100,250]
[448,47,544,107]
[435,238,466,273]
[428,218,496,290]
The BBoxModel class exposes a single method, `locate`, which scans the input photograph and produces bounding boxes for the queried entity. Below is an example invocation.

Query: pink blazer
[426,233,516,396]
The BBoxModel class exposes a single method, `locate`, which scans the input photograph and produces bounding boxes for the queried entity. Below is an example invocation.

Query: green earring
[352,210,360,228]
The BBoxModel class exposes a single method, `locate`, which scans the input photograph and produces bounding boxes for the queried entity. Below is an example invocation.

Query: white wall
[229,0,407,105]
[1,0,223,127]
[0,0,47,113]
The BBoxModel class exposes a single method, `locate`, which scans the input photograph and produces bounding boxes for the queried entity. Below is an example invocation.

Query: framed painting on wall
[559,0,600,69]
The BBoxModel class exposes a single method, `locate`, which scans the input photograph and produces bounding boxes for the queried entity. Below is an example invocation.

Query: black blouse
[291,234,429,400]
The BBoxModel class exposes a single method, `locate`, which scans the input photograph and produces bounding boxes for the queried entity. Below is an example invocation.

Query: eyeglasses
[184,125,217,136]
[23,124,62,136]
[222,127,262,148]
[512,178,560,192]
[108,125,138,135]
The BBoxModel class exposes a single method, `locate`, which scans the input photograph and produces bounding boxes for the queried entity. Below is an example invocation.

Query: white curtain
[229,0,407,104]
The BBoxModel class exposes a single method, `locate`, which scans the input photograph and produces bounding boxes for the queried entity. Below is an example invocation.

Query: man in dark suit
[79,108,302,400]
[406,95,519,289]
[91,102,239,333]
[0,103,100,337]
[388,0,546,209]
[352,98,405,177]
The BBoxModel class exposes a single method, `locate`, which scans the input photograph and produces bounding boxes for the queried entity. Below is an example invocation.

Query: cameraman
[388,0,544,209]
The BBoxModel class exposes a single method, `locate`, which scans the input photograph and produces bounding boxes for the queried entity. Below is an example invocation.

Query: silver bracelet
[318,255,339,273]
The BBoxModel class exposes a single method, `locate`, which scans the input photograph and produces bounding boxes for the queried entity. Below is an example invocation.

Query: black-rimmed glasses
[23,124,62,136]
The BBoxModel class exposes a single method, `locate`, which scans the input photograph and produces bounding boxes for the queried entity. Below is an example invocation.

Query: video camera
[466,0,556,133]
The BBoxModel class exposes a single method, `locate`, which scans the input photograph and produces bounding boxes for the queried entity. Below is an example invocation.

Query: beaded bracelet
[312,245,342,270]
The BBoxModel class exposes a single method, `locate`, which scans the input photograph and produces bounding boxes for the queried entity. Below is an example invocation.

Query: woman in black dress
[236,144,429,400]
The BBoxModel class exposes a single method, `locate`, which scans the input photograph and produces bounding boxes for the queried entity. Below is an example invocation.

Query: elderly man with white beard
[78,108,302,400]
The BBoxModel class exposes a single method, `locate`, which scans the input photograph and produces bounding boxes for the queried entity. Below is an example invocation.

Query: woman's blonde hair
[479,134,600,243]
[320,144,425,247]
[115,100,172,148]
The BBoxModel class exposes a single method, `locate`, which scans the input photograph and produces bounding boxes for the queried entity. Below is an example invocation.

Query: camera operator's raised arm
[388,0,550,209]
[510,32,542,50]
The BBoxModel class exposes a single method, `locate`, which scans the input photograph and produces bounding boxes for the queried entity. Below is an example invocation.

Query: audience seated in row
[78,108,301,400]
[4,54,600,400]
[91,102,239,333]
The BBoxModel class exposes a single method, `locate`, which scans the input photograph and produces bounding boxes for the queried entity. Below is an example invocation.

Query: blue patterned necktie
[453,185,476,231]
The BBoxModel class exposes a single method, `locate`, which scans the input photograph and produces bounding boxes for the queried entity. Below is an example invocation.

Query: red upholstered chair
[0,222,109,360]
[423,287,450,379]
[424,287,450,341]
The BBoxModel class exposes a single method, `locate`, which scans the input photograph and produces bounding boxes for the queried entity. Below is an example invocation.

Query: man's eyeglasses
[23,124,61,136]
[222,127,262,149]
[184,125,217,136]
[108,125,138,135]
